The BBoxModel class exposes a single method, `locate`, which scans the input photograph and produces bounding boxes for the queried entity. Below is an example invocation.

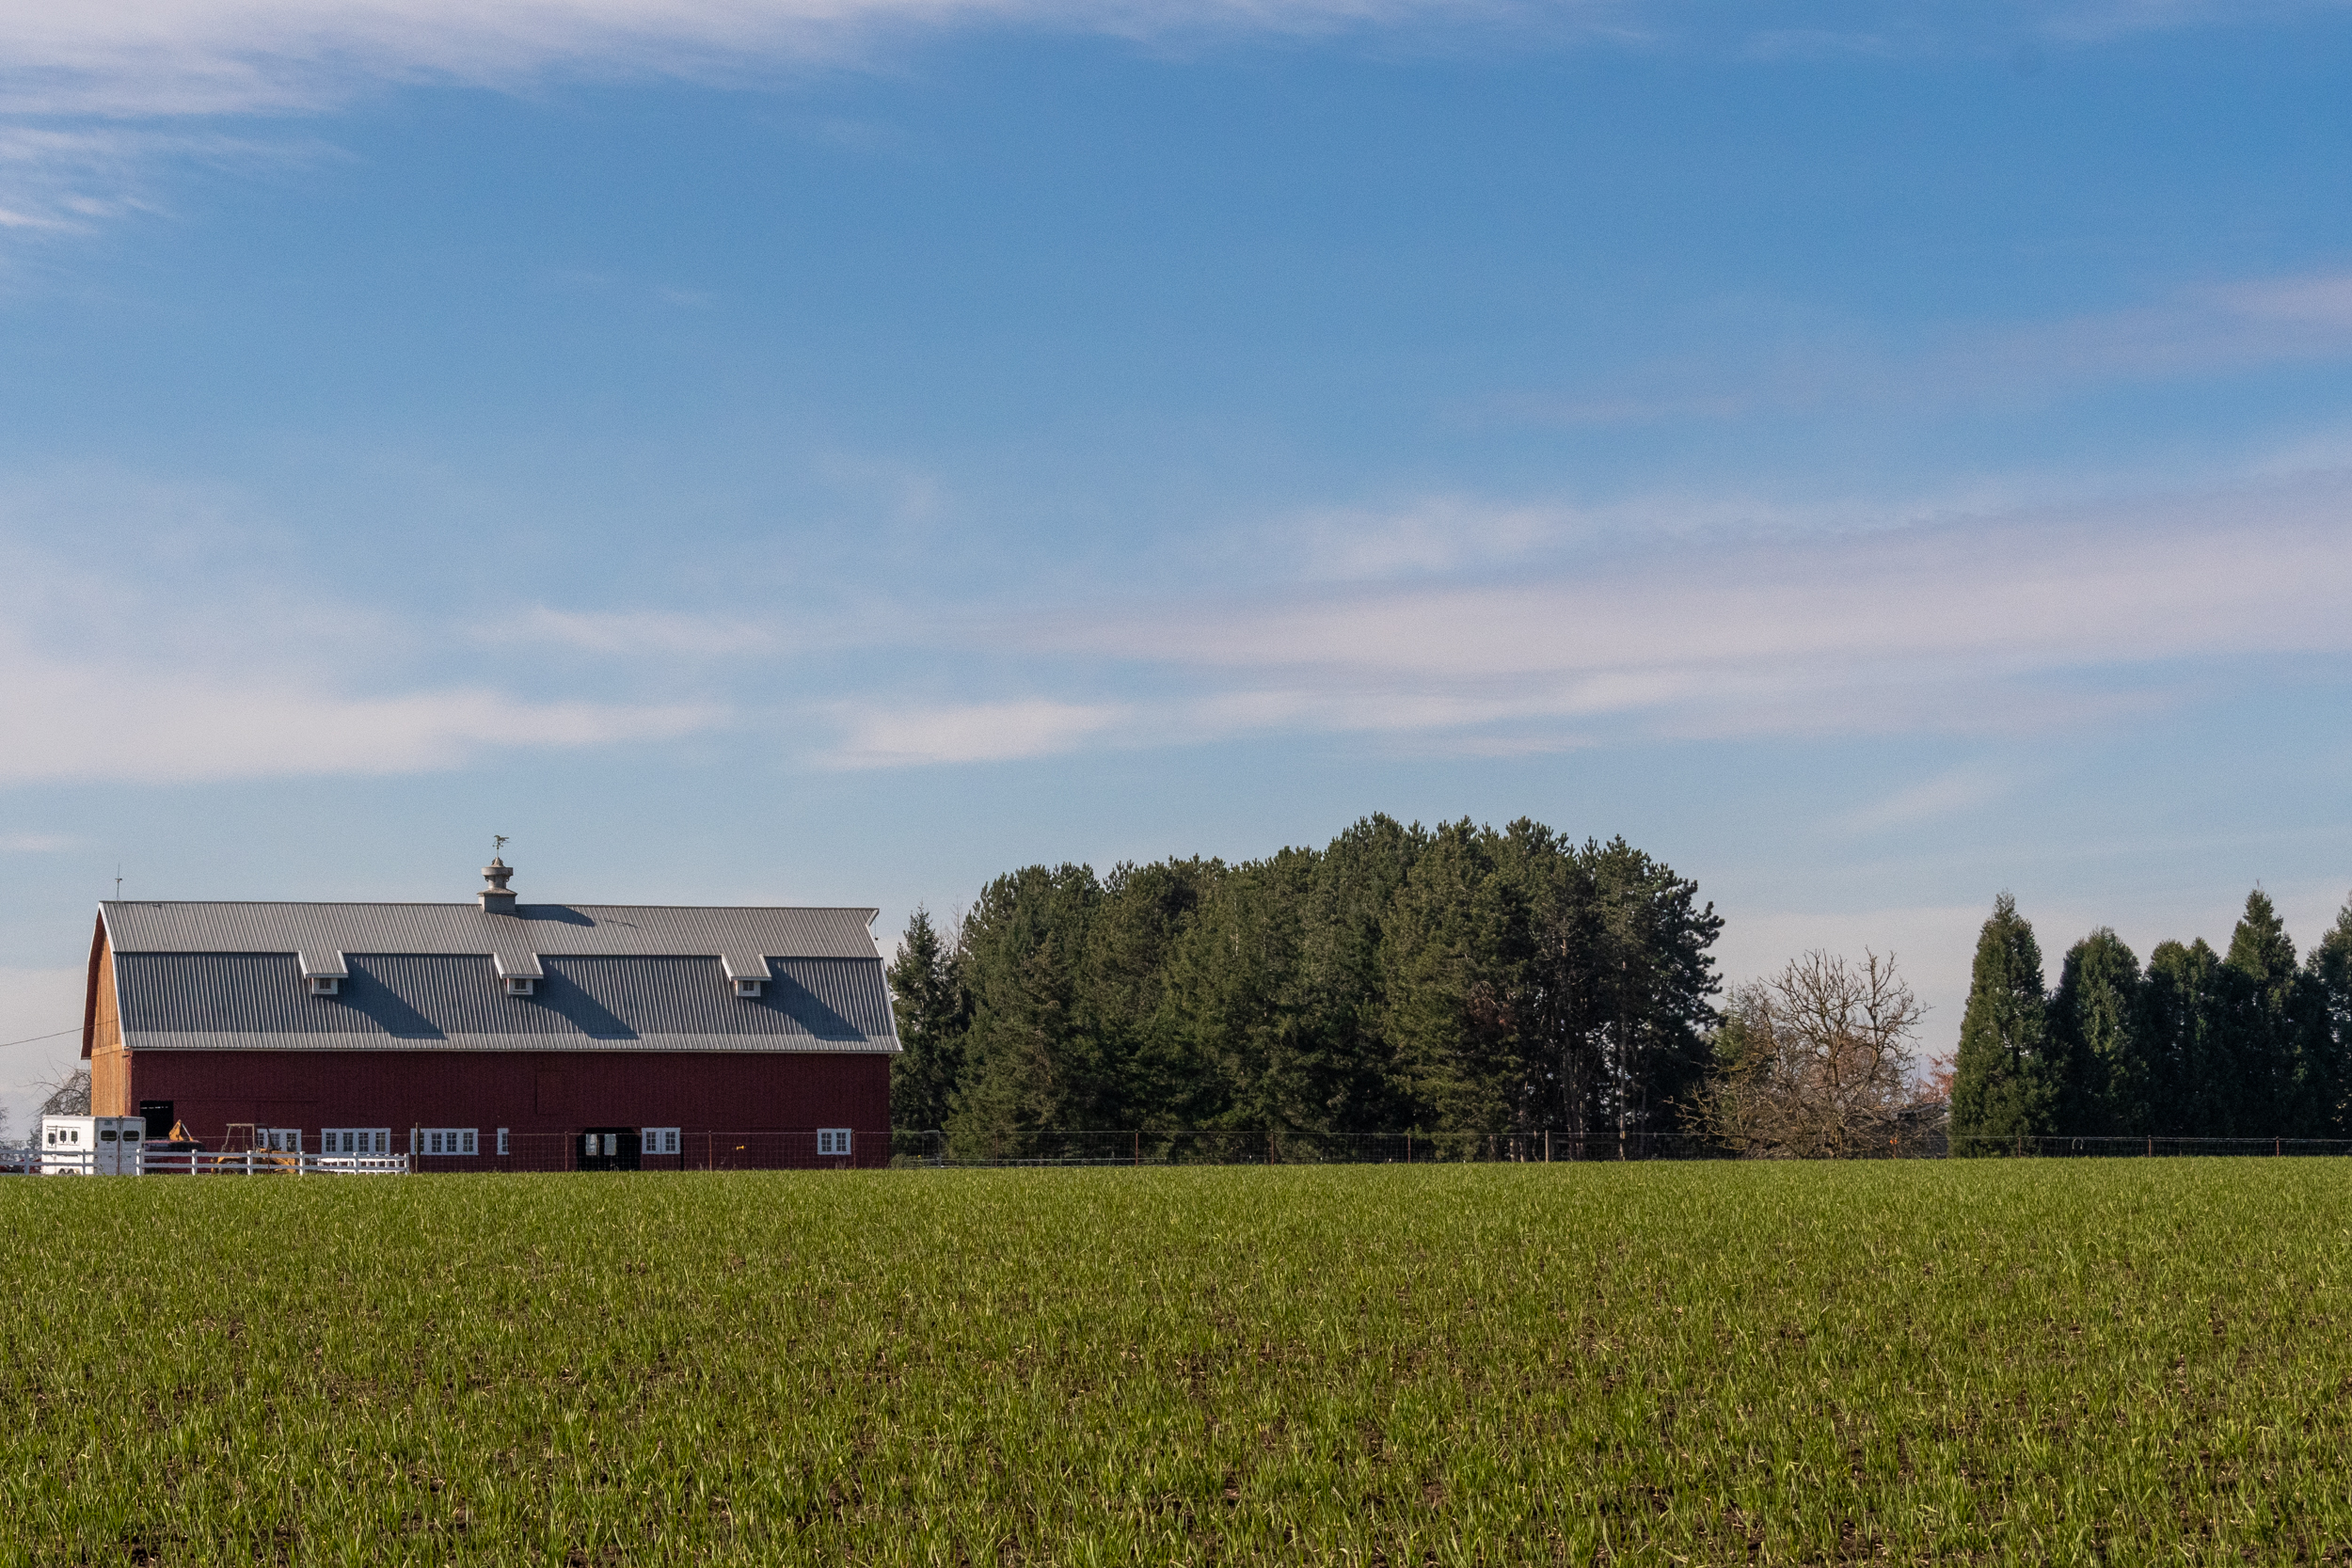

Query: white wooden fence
[0,1145,409,1177]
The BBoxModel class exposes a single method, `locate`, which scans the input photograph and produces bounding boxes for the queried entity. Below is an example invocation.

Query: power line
[0,1027,81,1051]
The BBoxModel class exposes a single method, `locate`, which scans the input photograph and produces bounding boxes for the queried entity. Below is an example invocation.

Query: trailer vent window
[817,1128,851,1158]
[421,1128,479,1156]
[734,977,764,998]
[643,1127,681,1156]
[308,976,341,996]
[503,976,535,996]
[322,1128,391,1156]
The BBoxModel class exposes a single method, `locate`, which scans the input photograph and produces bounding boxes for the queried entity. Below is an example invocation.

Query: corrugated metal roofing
[118,953,898,1053]
[101,901,883,977]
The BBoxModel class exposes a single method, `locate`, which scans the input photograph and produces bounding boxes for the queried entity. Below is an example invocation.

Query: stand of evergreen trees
[1952,890,2352,1143]
[887,816,1723,1141]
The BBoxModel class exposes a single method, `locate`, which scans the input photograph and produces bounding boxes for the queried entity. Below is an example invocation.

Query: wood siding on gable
[87,926,131,1117]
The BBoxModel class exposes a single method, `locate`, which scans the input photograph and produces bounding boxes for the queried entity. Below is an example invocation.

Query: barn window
[503,976,535,996]
[643,1127,681,1156]
[260,1128,302,1153]
[421,1128,479,1156]
[323,1128,391,1156]
[734,978,764,998]
[308,976,341,996]
[817,1128,851,1158]
[497,1128,509,1155]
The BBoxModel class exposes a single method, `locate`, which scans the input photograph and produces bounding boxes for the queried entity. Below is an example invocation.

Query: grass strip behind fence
[2,1162,2349,1564]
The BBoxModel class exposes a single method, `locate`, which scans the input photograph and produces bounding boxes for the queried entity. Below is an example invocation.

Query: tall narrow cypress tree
[2143,939,2222,1134]
[2306,894,2352,1136]
[1950,894,2056,1151]
[887,906,969,1132]
[2222,889,2325,1136]
[2049,928,2144,1136]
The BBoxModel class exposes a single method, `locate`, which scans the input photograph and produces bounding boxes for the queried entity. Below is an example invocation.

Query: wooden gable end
[84,916,130,1116]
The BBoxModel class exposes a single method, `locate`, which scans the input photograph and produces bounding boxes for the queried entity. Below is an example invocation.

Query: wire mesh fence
[896,1130,1739,1165]
[1946,1133,2352,1159]
[889,1129,2352,1166]
[16,1129,2352,1176]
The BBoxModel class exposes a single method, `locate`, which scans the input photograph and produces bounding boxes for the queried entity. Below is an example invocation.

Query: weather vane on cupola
[493,834,509,859]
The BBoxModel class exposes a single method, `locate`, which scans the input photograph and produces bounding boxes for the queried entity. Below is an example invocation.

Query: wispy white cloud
[1502,267,2352,431]
[0,832,74,851]
[0,125,327,249]
[1290,496,1574,581]
[2039,0,2352,43]
[822,697,1127,767]
[820,470,2352,763]
[7,0,2335,123]
[0,0,1567,117]
[1068,490,2352,681]
[489,604,786,657]
[1836,765,2019,835]
[0,636,723,783]
[0,479,731,782]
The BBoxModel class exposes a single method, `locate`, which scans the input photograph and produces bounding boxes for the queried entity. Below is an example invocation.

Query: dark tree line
[887,816,1723,1140]
[1952,890,2352,1143]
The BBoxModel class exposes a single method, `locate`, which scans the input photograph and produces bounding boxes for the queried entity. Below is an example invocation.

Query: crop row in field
[3,1162,2348,1564]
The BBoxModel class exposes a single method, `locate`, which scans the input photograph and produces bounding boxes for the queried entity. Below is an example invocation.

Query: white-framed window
[497,1128,509,1155]
[307,975,341,995]
[259,1128,302,1152]
[503,976,535,996]
[420,1128,479,1156]
[733,977,764,997]
[581,1132,622,1158]
[643,1127,681,1156]
[321,1128,391,1156]
[817,1128,851,1158]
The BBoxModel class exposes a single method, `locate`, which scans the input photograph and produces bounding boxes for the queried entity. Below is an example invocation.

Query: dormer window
[503,976,535,996]
[307,976,341,996]
[734,977,764,998]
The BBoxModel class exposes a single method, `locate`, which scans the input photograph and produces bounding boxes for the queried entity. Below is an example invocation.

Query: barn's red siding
[122,1049,892,1166]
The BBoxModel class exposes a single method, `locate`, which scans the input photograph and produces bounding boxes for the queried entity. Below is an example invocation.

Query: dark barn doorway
[579,1128,642,1171]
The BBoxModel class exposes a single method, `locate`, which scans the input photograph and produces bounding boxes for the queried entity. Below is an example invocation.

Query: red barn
[80,859,898,1169]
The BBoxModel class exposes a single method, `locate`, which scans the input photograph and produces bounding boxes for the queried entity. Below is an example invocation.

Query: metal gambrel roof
[116,952,897,1053]
[96,900,900,1055]
[101,900,883,981]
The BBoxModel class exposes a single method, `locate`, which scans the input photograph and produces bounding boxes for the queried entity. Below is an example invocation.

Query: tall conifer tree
[1950,894,2056,1150]
[886,906,969,1132]
[2305,894,2352,1135]
[2143,939,2222,1134]
[2049,928,2143,1135]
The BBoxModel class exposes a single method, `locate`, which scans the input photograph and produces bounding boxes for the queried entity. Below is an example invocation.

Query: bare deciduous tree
[35,1065,90,1117]
[1696,951,1927,1158]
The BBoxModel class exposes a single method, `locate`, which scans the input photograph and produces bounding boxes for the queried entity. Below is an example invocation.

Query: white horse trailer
[40,1116,146,1175]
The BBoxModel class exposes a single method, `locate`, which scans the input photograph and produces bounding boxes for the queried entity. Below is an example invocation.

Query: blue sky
[8,0,2352,1125]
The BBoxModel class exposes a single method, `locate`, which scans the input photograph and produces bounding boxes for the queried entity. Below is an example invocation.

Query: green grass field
[4,1163,2350,1565]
